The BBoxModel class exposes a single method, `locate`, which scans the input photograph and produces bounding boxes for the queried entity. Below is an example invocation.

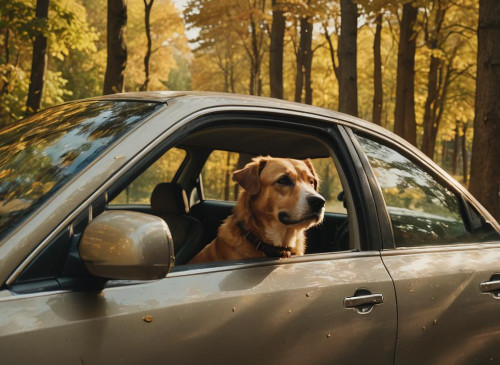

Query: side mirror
[79,211,174,280]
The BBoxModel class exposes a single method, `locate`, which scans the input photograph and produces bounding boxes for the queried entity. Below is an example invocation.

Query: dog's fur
[189,156,325,264]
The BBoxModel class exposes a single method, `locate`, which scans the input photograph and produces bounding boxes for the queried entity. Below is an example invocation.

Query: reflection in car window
[112,147,187,204]
[356,135,469,247]
[0,101,162,240]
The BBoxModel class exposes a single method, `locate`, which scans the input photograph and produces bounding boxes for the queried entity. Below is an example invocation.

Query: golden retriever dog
[189,156,325,264]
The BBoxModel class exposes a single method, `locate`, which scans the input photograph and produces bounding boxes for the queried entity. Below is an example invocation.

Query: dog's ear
[304,158,320,191]
[233,158,267,195]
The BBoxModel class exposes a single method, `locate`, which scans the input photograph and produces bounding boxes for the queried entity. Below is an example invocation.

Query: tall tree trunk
[338,0,358,116]
[470,0,500,221]
[0,21,11,98]
[294,15,307,102]
[422,55,441,158]
[302,16,313,105]
[140,0,154,92]
[461,121,468,184]
[452,120,460,175]
[372,13,383,125]
[270,0,285,99]
[421,1,447,158]
[103,0,127,95]
[394,2,418,146]
[26,0,49,115]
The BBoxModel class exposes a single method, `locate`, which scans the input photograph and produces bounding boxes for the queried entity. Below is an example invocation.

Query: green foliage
[0,0,99,125]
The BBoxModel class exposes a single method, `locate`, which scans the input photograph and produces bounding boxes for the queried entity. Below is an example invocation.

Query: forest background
[1,0,499,220]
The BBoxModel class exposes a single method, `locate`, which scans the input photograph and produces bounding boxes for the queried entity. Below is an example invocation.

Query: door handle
[480,280,500,293]
[344,294,384,308]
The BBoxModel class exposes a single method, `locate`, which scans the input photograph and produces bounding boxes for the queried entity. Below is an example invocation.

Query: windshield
[0,100,162,240]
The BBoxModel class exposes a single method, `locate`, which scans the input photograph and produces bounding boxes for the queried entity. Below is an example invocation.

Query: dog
[189,156,325,264]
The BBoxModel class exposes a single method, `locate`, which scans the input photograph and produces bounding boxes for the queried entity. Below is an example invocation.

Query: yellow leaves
[125,0,189,91]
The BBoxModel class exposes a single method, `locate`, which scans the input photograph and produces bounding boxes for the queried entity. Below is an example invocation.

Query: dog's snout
[307,195,325,212]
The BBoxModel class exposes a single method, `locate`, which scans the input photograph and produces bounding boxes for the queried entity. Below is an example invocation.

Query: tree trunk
[394,2,418,146]
[372,13,383,125]
[303,16,313,105]
[295,15,312,103]
[269,0,285,99]
[469,0,500,221]
[103,0,127,95]
[0,21,11,97]
[421,1,448,158]
[338,0,358,116]
[140,0,154,92]
[422,55,441,158]
[461,122,468,184]
[452,120,460,175]
[26,0,49,115]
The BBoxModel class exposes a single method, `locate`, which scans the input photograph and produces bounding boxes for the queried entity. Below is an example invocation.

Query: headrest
[150,183,189,215]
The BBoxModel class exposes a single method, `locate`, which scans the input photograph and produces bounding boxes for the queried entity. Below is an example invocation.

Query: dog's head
[233,156,325,228]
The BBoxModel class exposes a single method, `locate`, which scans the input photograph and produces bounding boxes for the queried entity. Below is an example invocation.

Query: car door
[353,131,500,365]
[1,253,396,365]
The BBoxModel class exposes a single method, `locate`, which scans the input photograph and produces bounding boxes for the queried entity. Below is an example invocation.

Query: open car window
[201,151,346,215]
[110,147,186,205]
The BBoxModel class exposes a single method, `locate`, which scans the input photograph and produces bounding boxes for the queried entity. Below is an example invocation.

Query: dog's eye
[276,175,293,186]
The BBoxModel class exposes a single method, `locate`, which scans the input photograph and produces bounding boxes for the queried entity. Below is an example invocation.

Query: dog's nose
[307,195,325,212]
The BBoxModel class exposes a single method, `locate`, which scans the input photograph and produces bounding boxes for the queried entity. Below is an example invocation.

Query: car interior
[108,124,356,266]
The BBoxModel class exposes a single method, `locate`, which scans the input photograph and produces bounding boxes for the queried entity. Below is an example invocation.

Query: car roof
[90,90,390,138]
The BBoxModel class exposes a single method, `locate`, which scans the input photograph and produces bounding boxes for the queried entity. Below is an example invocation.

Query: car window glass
[111,147,186,204]
[310,158,346,214]
[356,134,470,247]
[0,101,161,240]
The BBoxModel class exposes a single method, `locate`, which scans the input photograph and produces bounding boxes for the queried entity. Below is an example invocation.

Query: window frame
[350,128,500,249]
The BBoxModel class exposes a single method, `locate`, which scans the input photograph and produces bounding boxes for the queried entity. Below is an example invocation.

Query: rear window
[0,100,162,240]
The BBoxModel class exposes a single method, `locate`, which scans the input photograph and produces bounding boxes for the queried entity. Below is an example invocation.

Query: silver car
[1,92,499,365]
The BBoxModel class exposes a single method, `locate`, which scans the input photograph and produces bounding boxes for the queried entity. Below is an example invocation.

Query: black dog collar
[237,221,292,258]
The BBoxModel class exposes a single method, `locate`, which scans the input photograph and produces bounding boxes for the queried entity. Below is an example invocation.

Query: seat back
[150,183,203,265]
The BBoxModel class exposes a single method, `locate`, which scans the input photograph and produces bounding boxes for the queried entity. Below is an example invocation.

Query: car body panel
[0,252,396,365]
[382,243,500,364]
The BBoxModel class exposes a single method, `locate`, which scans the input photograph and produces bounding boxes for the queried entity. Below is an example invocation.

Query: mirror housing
[79,211,174,280]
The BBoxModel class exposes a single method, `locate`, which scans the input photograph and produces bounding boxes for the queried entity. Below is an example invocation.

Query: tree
[338,0,358,116]
[372,12,383,124]
[140,0,154,91]
[294,1,313,104]
[469,0,500,220]
[269,0,285,99]
[185,0,267,95]
[26,0,50,115]
[394,1,418,146]
[103,0,127,95]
